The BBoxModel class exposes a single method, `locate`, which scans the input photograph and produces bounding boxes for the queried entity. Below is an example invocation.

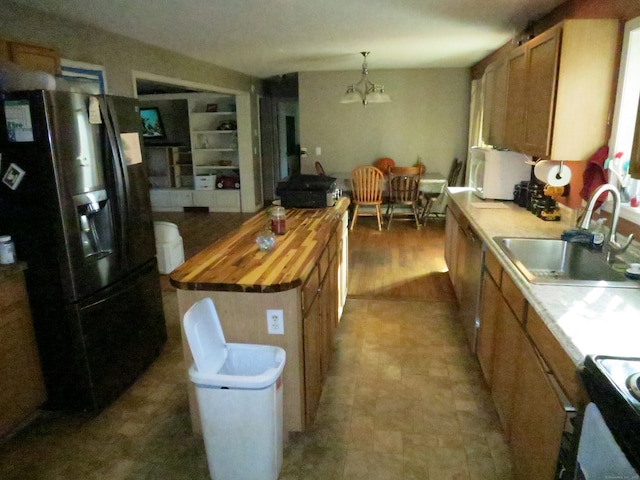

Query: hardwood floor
[152,210,254,260]
[346,216,455,302]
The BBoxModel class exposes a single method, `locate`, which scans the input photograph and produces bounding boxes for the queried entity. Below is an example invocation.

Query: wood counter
[170,197,350,292]
[171,198,350,435]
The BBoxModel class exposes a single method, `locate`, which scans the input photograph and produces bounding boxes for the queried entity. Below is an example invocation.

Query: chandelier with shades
[340,52,391,106]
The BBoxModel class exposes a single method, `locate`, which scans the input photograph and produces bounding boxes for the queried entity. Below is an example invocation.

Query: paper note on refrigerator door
[120,132,142,165]
[4,100,34,142]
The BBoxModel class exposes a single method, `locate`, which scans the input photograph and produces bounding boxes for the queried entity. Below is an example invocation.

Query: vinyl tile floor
[0,215,513,479]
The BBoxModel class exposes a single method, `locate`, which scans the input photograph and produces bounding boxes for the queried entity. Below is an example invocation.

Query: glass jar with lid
[0,235,16,264]
[270,206,286,235]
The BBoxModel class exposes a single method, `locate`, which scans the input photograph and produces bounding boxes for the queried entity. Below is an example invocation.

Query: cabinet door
[192,190,216,208]
[321,251,339,379]
[491,293,524,438]
[503,46,528,151]
[477,273,500,384]
[510,339,567,480]
[482,60,508,147]
[303,296,323,427]
[6,40,60,75]
[522,26,561,158]
[169,190,194,207]
[444,207,459,286]
[214,190,241,211]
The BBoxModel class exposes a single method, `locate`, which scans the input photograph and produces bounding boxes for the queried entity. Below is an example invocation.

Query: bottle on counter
[270,206,287,235]
[0,235,16,264]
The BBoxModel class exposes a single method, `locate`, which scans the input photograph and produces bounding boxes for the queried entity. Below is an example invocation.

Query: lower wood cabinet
[510,330,568,480]
[0,269,46,438]
[302,230,340,425]
[477,249,575,480]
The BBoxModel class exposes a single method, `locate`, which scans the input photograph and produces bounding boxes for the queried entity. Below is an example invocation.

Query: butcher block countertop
[170,197,350,292]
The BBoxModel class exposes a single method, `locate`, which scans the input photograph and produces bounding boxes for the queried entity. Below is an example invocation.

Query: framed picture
[2,163,26,190]
[206,103,218,112]
[140,107,166,138]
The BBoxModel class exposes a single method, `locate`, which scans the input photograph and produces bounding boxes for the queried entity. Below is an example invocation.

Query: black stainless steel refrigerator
[0,90,167,412]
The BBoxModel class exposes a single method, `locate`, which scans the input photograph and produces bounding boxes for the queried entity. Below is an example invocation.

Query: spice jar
[0,235,16,265]
[270,206,286,235]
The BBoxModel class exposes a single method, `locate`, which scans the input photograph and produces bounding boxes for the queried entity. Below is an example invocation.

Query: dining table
[329,170,448,224]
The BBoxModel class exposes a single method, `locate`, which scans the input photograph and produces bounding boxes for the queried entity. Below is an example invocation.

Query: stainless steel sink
[494,237,640,288]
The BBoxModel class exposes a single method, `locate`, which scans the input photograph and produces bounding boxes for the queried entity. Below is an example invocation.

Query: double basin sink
[495,237,640,289]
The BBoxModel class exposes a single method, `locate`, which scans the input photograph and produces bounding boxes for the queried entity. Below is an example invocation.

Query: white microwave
[468,147,532,200]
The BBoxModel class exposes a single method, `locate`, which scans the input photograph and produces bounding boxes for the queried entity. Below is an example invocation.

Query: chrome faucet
[578,183,633,256]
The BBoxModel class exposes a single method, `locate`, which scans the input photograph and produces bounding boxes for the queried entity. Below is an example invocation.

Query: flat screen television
[140,107,166,138]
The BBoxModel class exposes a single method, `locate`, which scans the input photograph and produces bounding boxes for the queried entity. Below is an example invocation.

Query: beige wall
[0,0,256,97]
[298,68,471,177]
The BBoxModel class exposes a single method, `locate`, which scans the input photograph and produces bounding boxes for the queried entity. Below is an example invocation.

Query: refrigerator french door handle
[97,96,129,265]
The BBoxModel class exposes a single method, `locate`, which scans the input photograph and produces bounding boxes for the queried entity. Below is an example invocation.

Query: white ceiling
[13,0,566,78]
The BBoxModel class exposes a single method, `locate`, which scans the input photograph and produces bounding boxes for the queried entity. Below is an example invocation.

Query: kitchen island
[170,197,350,434]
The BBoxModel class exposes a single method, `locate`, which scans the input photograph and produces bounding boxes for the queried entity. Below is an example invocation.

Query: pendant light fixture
[340,52,390,106]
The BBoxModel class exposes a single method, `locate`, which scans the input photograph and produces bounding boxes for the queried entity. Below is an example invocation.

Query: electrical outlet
[267,309,284,335]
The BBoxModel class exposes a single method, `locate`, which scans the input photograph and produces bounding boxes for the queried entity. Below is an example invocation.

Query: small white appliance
[468,147,532,200]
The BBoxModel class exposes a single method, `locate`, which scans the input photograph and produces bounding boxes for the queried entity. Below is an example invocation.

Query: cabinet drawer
[526,306,586,407]
[484,248,502,286]
[501,272,526,323]
[302,263,320,313]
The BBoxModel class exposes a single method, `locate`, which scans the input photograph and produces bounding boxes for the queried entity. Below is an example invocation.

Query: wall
[0,0,256,97]
[298,69,471,177]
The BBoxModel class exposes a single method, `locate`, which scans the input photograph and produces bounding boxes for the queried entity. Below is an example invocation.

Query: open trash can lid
[183,297,228,374]
[183,298,286,389]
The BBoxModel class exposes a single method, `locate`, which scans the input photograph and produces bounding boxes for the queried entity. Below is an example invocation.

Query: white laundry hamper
[183,298,286,480]
[153,221,184,274]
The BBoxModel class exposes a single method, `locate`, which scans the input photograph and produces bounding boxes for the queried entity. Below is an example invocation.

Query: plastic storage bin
[183,298,286,480]
[153,221,184,274]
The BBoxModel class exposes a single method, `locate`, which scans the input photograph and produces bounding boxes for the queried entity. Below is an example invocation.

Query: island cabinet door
[302,294,323,427]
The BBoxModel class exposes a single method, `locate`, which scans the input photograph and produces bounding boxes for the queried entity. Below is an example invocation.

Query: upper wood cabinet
[492,20,619,160]
[481,58,508,147]
[0,38,61,75]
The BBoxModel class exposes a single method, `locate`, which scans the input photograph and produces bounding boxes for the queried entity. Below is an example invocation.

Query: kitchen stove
[579,355,640,473]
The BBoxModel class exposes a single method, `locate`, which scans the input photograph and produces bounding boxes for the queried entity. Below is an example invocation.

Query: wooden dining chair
[315,161,326,176]
[386,166,422,229]
[350,166,384,231]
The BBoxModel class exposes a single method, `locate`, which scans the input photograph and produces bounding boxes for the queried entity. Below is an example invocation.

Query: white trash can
[183,298,286,480]
[153,221,185,274]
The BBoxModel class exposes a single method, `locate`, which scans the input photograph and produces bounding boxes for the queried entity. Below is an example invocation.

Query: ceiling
[14,0,566,79]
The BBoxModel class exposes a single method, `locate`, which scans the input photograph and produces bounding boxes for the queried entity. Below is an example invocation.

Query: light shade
[340,52,390,106]
[340,88,361,104]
